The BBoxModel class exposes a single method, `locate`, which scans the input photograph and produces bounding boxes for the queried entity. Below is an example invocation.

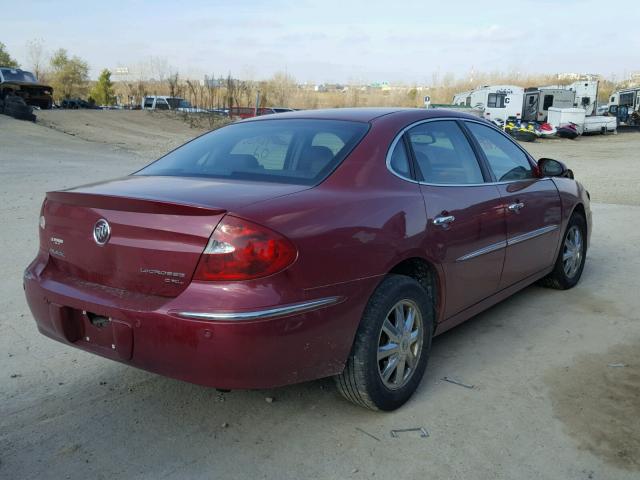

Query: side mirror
[538,158,572,178]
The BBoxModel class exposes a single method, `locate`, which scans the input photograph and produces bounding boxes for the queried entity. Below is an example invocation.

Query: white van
[141,96,207,112]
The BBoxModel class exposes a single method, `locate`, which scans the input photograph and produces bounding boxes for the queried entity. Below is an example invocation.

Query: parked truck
[0,67,53,109]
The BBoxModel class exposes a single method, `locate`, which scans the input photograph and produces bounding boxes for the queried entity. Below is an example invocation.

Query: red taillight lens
[194,216,297,281]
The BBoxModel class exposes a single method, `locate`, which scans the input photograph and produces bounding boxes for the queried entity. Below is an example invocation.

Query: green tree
[0,42,19,67]
[50,48,89,100]
[90,69,115,105]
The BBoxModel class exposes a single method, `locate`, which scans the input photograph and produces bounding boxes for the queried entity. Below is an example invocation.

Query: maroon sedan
[24,108,591,410]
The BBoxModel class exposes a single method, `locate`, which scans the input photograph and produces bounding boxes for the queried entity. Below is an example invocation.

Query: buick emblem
[93,219,111,245]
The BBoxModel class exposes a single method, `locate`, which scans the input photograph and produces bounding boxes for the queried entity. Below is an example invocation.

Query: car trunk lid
[41,176,308,297]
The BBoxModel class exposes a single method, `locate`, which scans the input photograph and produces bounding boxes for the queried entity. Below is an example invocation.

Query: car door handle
[433,215,455,226]
[507,202,525,213]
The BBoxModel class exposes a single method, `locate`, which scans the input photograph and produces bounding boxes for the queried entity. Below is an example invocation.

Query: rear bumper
[24,256,377,389]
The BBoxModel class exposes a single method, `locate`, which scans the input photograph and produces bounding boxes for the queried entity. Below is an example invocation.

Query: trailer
[452,90,472,106]
[547,107,586,134]
[583,116,617,134]
[451,85,523,122]
[523,88,575,122]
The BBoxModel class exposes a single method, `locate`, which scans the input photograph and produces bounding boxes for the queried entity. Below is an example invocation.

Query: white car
[141,96,207,113]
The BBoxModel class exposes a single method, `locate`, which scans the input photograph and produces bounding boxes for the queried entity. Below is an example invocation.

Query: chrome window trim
[385,116,540,187]
[175,296,342,322]
[455,224,559,262]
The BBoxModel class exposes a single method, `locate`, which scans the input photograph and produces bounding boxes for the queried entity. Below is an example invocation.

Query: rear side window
[389,139,411,179]
[406,121,484,184]
[144,97,154,108]
[136,119,369,185]
[466,122,534,181]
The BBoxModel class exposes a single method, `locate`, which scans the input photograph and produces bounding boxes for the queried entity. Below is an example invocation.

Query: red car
[24,108,591,410]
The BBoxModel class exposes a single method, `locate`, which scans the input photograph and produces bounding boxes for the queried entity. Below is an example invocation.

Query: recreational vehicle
[452,85,523,122]
[522,88,575,122]
[608,87,640,125]
[541,80,599,115]
[452,90,472,106]
[566,80,598,115]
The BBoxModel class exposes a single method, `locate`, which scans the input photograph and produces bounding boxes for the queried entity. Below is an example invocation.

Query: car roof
[245,107,483,123]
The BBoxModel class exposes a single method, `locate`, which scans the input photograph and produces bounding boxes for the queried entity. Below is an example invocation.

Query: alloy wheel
[377,299,423,390]
[562,225,583,278]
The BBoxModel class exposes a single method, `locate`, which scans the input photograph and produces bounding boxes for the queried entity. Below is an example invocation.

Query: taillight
[194,216,297,281]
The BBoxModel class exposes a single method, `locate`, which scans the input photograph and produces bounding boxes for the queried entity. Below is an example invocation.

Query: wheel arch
[386,256,443,323]
[571,202,588,247]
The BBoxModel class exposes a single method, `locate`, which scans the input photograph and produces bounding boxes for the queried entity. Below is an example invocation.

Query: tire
[4,96,36,121]
[335,274,434,411]
[539,212,587,290]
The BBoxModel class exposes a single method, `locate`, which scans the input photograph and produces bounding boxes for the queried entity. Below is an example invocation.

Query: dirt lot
[1,111,639,479]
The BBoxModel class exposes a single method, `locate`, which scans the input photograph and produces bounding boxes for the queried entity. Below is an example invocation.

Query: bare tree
[226,74,239,109]
[26,38,47,81]
[167,72,180,98]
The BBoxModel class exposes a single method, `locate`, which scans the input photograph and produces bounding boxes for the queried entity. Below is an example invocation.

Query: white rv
[452,85,523,122]
[542,80,599,115]
[608,87,640,125]
[608,87,640,113]
[522,88,575,122]
[566,80,598,115]
[452,90,472,106]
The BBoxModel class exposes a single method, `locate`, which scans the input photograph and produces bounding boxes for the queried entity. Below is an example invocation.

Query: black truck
[0,67,53,109]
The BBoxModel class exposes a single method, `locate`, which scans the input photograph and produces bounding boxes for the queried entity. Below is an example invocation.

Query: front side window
[137,119,369,185]
[543,95,554,110]
[407,121,484,184]
[466,122,534,182]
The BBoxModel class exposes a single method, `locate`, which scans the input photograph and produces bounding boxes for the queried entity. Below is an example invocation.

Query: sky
[2,0,639,84]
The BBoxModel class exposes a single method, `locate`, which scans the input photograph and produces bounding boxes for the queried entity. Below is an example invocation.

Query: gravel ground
[1,113,639,479]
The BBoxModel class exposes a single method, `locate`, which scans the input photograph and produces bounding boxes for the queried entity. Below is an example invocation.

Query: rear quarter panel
[234,122,431,290]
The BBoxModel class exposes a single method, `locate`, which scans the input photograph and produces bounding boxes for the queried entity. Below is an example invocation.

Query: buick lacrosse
[24,108,591,410]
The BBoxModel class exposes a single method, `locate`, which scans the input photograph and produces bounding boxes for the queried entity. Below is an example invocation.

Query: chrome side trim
[176,296,343,322]
[507,224,559,246]
[456,224,559,262]
[456,240,507,262]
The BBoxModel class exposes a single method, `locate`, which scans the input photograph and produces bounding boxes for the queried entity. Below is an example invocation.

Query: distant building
[557,73,601,81]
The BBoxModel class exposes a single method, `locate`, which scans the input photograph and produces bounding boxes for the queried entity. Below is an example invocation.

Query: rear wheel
[335,275,434,411]
[539,212,587,290]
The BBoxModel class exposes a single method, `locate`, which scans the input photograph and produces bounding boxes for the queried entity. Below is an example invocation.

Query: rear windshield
[136,119,369,185]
